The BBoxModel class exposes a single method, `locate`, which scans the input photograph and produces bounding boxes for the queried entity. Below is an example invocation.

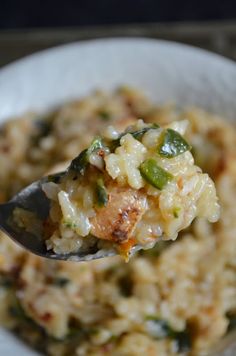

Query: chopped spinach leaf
[47,172,65,184]
[158,128,191,158]
[118,274,133,297]
[226,312,236,333]
[53,277,70,287]
[139,158,173,190]
[88,137,104,154]
[95,178,108,207]
[66,327,86,341]
[111,124,160,151]
[69,137,105,175]
[69,149,89,175]
[98,110,111,121]
[35,119,52,138]
[9,302,30,321]
[0,275,14,288]
[65,319,91,342]
[145,316,192,352]
[130,124,160,140]
[145,316,173,338]
[173,329,192,353]
[32,118,53,147]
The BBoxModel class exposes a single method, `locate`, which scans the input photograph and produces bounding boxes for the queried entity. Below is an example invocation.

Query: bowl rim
[0,37,236,74]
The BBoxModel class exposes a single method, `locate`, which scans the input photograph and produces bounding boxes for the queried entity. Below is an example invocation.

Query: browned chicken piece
[90,185,147,244]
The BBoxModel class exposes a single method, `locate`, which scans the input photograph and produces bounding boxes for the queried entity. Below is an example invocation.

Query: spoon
[0,174,132,261]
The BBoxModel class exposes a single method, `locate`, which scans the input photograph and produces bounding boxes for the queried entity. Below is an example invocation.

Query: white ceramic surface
[0,37,236,355]
[1,38,236,122]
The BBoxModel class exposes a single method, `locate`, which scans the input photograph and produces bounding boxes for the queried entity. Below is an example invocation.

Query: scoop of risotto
[42,119,220,259]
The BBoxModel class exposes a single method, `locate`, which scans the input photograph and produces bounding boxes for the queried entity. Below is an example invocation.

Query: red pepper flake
[97,149,105,157]
[40,312,52,322]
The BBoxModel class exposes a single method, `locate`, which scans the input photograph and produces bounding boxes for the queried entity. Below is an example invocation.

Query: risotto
[0,87,235,355]
[38,120,219,259]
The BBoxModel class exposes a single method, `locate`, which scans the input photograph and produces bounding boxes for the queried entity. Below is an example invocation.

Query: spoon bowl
[0,175,120,261]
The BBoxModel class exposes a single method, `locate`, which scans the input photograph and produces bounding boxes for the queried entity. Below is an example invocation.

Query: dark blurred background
[0,0,236,67]
[0,0,236,28]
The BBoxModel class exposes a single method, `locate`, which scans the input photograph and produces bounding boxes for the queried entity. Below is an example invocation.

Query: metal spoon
[0,174,126,261]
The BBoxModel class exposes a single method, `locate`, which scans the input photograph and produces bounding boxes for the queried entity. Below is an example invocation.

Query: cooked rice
[40,119,219,258]
[0,87,235,355]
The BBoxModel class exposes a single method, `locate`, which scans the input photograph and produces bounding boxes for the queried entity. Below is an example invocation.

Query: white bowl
[0,38,236,355]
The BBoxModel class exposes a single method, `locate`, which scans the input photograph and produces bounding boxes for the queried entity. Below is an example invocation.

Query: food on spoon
[42,120,220,259]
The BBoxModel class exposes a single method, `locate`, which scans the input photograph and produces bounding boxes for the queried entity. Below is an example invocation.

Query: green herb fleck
[69,149,88,175]
[118,274,133,297]
[130,124,160,140]
[95,178,108,207]
[47,172,65,184]
[32,119,53,146]
[9,303,29,321]
[53,277,70,287]
[145,316,191,352]
[88,137,104,154]
[69,137,105,175]
[173,329,192,353]
[173,207,181,218]
[66,327,86,341]
[9,299,48,340]
[226,312,236,333]
[110,124,159,151]
[63,221,78,229]
[0,275,14,288]
[158,128,191,158]
[98,110,111,121]
[145,316,173,338]
[139,158,173,190]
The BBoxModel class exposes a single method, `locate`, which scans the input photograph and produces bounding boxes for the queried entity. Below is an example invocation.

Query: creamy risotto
[0,87,235,355]
[38,120,219,259]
